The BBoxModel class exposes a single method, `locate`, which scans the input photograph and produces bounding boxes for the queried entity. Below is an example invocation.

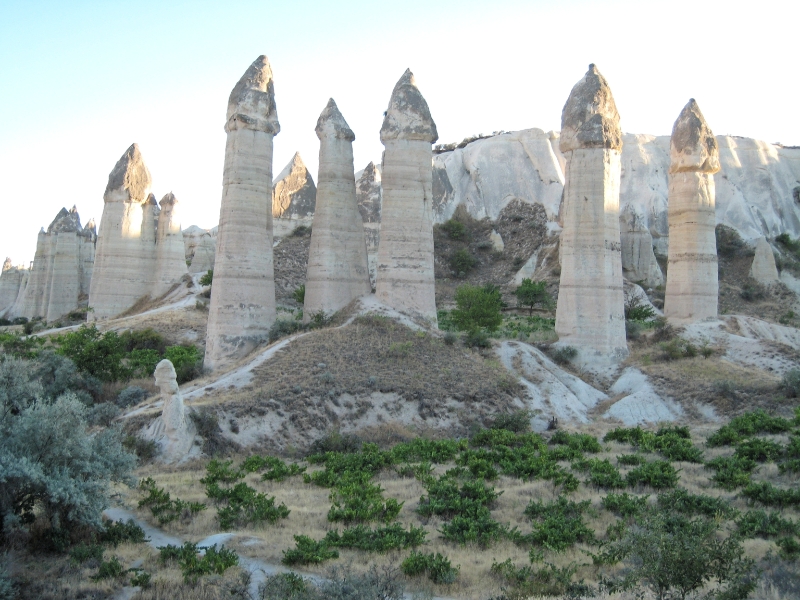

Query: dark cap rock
[669,99,720,174]
[560,64,622,152]
[316,98,355,142]
[105,144,152,203]
[380,69,438,144]
[226,55,280,135]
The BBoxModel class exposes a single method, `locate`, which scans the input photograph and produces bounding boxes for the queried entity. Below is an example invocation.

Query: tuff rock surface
[205,56,280,371]
[143,359,195,463]
[183,225,217,274]
[750,236,780,285]
[303,99,371,318]
[272,152,316,238]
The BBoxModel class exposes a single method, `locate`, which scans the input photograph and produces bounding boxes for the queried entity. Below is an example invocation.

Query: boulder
[750,236,780,285]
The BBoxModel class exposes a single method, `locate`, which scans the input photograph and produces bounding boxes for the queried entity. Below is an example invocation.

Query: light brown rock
[153,193,188,296]
[375,69,438,324]
[555,65,627,360]
[205,56,280,371]
[304,99,371,319]
[750,237,779,285]
[144,359,195,463]
[0,259,26,316]
[664,100,720,323]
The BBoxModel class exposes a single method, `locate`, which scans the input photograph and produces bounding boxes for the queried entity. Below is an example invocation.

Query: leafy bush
[32,350,100,404]
[625,460,679,489]
[602,493,649,517]
[211,482,290,530]
[782,368,800,398]
[159,542,238,583]
[656,488,736,518]
[626,319,643,341]
[736,510,799,538]
[549,345,577,365]
[707,409,792,446]
[120,328,167,355]
[258,572,317,600]
[308,430,363,456]
[138,477,206,525]
[742,482,800,508]
[282,535,339,565]
[87,401,120,426]
[98,518,148,546]
[450,248,477,275]
[123,435,158,462]
[129,569,151,588]
[491,559,589,599]
[463,328,491,348]
[55,325,130,382]
[550,430,601,453]
[658,338,699,360]
[318,564,406,600]
[165,345,203,383]
[241,455,306,481]
[402,550,460,584]
[441,218,467,240]
[735,437,783,462]
[490,410,532,433]
[269,318,305,343]
[327,480,402,524]
[70,542,104,564]
[293,284,305,304]
[323,523,426,552]
[573,458,625,489]
[91,556,125,581]
[624,294,656,321]
[443,331,457,345]
[515,279,553,315]
[617,453,646,466]
[199,270,213,286]
[706,456,757,490]
[776,537,800,560]
[523,497,595,551]
[452,284,503,332]
[741,280,767,302]
[116,385,148,407]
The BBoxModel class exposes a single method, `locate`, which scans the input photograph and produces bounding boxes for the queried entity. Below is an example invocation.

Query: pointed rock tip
[159,192,177,206]
[380,68,437,143]
[105,143,152,202]
[316,98,355,141]
[560,63,622,152]
[670,98,719,174]
[226,55,280,135]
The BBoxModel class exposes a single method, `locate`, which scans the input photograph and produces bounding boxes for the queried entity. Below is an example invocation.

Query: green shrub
[164,344,203,383]
[241,455,306,481]
[319,564,406,600]
[258,572,317,600]
[123,435,158,462]
[138,477,206,525]
[212,482,290,530]
[515,279,553,315]
[441,218,466,240]
[657,489,736,518]
[268,318,305,343]
[402,550,459,584]
[450,248,477,275]
[626,319,643,341]
[658,338,699,361]
[55,325,131,382]
[782,369,800,398]
[327,480,402,524]
[523,497,595,552]
[129,570,151,588]
[91,556,125,581]
[617,453,647,466]
[116,385,148,408]
[624,294,656,321]
[87,401,120,426]
[120,328,167,354]
[549,346,577,365]
[293,284,305,304]
[443,331,457,345]
[323,523,426,552]
[199,270,213,286]
[463,329,491,348]
[491,559,589,599]
[716,224,748,258]
[573,458,625,489]
[70,542,104,564]
[742,482,800,508]
[439,510,509,547]
[452,284,503,332]
[490,410,532,433]
[706,456,757,490]
[551,430,601,453]
[282,535,339,565]
[308,430,363,456]
[735,437,783,462]
[160,542,238,583]
[707,409,792,446]
[601,493,649,517]
[626,460,679,489]
[736,510,799,538]
[776,537,800,560]
[98,518,148,546]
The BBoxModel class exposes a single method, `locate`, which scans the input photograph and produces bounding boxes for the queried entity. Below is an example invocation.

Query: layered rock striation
[153,193,187,296]
[554,65,627,359]
[375,69,438,324]
[272,152,316,238]
[0,259,27,317]
[664,100,720,323]
[205,55,280,371]
[183,225,217,274]
[304,99,371,319]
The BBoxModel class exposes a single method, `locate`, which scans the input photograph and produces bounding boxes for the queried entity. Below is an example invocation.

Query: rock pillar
[750,237,779,285]
[664,99,720,323]
[205,55,280,371]
[304,99,371,319]
[375,69,438,324]
[555,65,627,360]
[145,359,195,463]
[89,144,154,320]
[45,231,80,321]
[153,192,188,296]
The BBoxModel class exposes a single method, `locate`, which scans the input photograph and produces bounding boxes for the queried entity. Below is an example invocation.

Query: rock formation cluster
[0,259,27,317]
[303,99,371,318]
[89,144,187,320]
[205,56,280,371]
[664,100,720,324]
[554,65,627,359]
[375,69,439,324]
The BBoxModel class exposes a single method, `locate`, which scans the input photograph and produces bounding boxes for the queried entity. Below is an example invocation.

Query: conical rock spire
[669,99,720,174]
[316,98,355,141]
[226,55,280,135]
[104,143,152,203]
[380,69,438,143]
[560,64,622,152]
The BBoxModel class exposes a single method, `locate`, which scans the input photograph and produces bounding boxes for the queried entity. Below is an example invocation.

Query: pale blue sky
[0,0,795,263]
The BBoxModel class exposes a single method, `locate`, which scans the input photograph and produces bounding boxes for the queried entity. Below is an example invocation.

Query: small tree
[293,284,306,305]
[199,270,213,287]
[451,284,503,333]
[514,279,552,315]
[54,325,131,382]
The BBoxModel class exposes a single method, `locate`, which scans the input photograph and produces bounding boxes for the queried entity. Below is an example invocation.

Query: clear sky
[0,0,795,265]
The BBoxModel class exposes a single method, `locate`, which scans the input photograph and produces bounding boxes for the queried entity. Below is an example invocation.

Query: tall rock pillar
[375,69,438,324]
[304,99,371,318]
[555,64,627,359]
[89,144,154,320]
[205,56,280,371]
[664,99,720,324]
[153,192,188,297]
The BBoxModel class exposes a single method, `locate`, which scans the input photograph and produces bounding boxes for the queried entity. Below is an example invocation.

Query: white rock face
[11,207,96,321]
[153,193,188,296]
[143,359,195,463]
[664,100,720,324]
[303,99,371,319]
[205,56,280,371]
[0,259,27,316]
[272,152,316,238]
[555,65,627,360]
[89,145,186,320]
[355,162,382,285]
[605,368,683,424]
[183,225,217,274]
[750,237,780,284]
[375,69,438,325]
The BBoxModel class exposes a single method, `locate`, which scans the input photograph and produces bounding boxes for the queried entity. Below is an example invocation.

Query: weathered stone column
[45,231,80,321]
[88,144,154,320]
[304,100,371,319]
[750,237,779,285]
[205,56,280,371]
[555,64,627,360]
[153,192,188,297]
[664,99,720,324]
[19,229,48,318]
[375,69,438,324]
